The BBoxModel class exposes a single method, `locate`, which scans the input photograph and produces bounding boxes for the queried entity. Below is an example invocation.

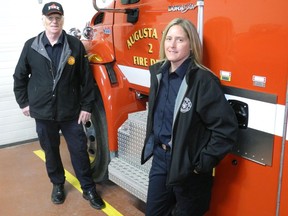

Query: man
[13,2,105,210]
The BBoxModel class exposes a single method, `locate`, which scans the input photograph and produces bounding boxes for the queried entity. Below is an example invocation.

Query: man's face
[43,13,64,35]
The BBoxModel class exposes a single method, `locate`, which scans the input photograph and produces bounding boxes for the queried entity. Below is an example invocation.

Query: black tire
[83,87,110,183]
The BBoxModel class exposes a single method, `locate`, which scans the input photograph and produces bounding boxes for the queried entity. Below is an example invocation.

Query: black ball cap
[42,2,64,16]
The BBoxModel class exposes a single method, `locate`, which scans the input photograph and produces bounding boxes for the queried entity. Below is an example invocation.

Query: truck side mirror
[126,8,139,24]
[228,99,248,129]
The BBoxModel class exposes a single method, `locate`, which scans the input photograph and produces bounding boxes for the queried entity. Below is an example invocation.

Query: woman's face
[164,25,190,69]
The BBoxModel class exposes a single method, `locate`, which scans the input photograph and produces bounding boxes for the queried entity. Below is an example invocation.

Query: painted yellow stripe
[33,150,123,216]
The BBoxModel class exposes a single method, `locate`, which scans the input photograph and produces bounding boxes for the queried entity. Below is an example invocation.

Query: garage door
[0,0,95,146]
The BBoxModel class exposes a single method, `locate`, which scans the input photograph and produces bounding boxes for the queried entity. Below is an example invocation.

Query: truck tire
[83,87,110,183]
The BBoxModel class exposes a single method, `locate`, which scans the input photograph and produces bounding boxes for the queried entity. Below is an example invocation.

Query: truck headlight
[83,26,94,40]
[68,28,81,39]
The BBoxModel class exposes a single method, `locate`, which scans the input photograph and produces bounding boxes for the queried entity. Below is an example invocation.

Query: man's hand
[78,110,91,124]
[22,106,30,117]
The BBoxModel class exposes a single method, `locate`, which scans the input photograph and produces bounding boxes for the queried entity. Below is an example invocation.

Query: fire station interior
[0,137,146,216]
[2,0,288,215]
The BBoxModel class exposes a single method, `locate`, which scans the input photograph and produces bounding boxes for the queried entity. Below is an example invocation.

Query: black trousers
[146,144,213,216]
[35,119,95,192]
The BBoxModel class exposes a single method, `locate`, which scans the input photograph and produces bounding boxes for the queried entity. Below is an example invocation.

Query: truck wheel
[83,87,109,183]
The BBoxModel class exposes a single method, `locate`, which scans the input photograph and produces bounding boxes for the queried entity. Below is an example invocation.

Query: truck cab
[72,0,288,215]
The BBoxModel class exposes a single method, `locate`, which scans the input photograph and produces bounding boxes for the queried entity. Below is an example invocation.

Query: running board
[108,110,151,203]
[108,157,149,202]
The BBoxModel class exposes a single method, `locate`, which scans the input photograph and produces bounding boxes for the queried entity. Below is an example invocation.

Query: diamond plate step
[108,110,151,202]
[108,157,149,202]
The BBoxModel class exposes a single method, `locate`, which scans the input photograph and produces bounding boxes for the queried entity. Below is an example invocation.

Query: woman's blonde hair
[159,18,203,65]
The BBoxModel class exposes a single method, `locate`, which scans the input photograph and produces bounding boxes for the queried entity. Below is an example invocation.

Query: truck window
[94,12,104,25]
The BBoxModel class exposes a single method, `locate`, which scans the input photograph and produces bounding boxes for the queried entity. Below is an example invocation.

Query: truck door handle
[228,99,248,129]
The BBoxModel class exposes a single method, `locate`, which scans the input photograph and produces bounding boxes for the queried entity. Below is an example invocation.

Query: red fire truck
[70,0,288,215]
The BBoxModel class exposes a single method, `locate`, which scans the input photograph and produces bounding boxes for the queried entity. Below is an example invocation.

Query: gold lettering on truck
[127,28,158,49]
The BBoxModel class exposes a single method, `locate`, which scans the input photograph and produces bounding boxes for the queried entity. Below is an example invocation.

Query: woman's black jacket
[141,60,238,185]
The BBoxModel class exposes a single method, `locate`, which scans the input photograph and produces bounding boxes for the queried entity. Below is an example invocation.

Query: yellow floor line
[33,150,123,216]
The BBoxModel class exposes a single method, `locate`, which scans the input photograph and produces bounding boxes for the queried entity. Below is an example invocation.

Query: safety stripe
[119,65,287,140]
[118,65,150,88]
[33,150,123,216]
[225,94,287,140]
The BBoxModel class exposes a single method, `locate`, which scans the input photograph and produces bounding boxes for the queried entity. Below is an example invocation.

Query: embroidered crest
[180,97,192,113]
[67,56,75,65]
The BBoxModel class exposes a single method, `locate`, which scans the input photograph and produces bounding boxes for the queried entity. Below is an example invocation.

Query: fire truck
[70,0,288,215]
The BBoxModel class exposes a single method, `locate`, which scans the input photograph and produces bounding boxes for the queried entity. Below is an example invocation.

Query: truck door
[113,0,203,93]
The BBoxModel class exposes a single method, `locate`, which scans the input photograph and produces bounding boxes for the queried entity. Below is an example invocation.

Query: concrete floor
[0,139,145,216]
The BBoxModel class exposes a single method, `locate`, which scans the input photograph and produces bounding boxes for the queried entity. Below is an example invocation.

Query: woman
[141,18,238,216]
